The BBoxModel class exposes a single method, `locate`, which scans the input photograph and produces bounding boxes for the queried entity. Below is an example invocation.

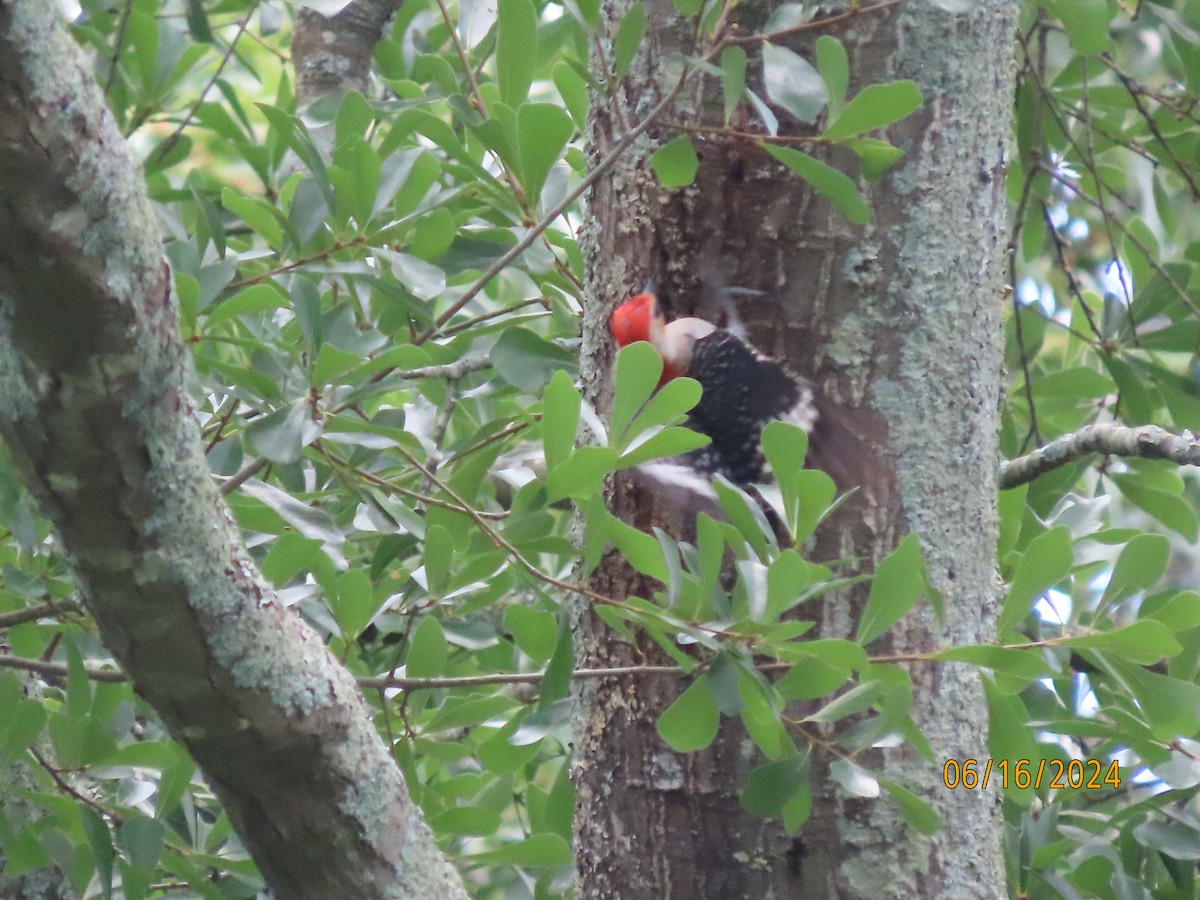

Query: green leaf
[982,676,1038,802]
[334,90,372,148]
[763,144,868,224]
[312,344,363,387]
[66,640,91,720]
[424,524,454,593]
[620,375,702,449]
[880,778,942,834]
[388,251,445,301]
[542,370,581,471]
[350,140,382,224]
[128,11,160,96]
[503,605,559,663]
[554,61,590,130]
[1030,365,1115,400]
[846,138,906,180]
[737,669,790,758]
[220,188,284,246]
[1050,0,1111,55]
[1132,820,1200,862]
[467,833,573,867]
[334,569,378,640]
[1104,658,1200,740]
[427,696,519,732]
[997,526,1072,635]
[245,402,314,465]
[764,550,817,621]
[1,825,48,876]
[815,36,848,119]
[822,80,922,141]
[650,135,700,188]
[761,420,808,481]
[1102,533,1170,606]
[518,103,574,201]
[613,3,647,80]
[431,806,502,837]
[1058,621,1181,665]
[931,645,1049,680]
[185,0,214,42]
[157,754,197,820]
[616,426,709,468]
[712,477,775,558]
[497,0,537,107]
[81,805,115,896]
[1144,591,1200,632]
[546,446,620,501]
[206,283,288,328]
[740,752,809,817]
[0,697,46,766]
[762,42,828,124]
[761,421,834,542]
[720,46,747,124]
[1112,474,1199,542]
[773,650,853,701]
[805,680,882,724]
[658,678,720,752]
[830,759,879,797]
[119,816,165,871]
[857,534,929,644]
[491,327,577,392]
[238,480,344,552]
[610,342,664,443]
[603,508,670,581]
[406,615,448,679]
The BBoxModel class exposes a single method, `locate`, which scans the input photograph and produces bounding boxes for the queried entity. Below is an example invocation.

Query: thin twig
[30,747,122,821]
[1110,66,1200,200]
[145,2,261,166]
[412,70,696,345]
[1,655,127,683]
[385,440,628,609]
[1040,201,1103,342]
[104,0,135,98]
[218,457,269,495]
[662,120,823,145]
[726,0,904,45]
[0,600,83,628]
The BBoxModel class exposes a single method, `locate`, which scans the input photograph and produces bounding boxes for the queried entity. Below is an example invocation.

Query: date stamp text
[943,758,1121,791]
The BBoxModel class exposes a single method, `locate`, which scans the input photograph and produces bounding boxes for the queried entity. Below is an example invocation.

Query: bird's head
[610,292,665,347]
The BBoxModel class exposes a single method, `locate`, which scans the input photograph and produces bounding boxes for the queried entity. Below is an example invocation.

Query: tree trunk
[577,0,1017,896]
[0,4,466,896]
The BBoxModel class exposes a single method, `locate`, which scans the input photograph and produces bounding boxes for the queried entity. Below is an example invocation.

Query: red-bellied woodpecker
[610,291,819,485]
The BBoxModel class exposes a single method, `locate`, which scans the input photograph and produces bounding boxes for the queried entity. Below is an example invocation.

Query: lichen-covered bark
[579,0,1016,895]
[0,4,465,896]
[292,0,402,104]
[801,5,1016,896]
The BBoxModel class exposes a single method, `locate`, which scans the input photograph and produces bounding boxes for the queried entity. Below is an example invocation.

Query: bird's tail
[807,395,890,503]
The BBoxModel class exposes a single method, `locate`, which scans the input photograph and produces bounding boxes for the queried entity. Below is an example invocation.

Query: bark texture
[0,4,465,897]
[292,0,402,104]
[578,0,1017,896]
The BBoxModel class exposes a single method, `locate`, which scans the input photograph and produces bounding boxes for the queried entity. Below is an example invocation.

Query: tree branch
[998,423,1200,489]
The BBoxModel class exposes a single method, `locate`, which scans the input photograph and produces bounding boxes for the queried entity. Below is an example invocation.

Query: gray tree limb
[998,423,1200,489]
[0,3,466,896]
[293,0,403,104]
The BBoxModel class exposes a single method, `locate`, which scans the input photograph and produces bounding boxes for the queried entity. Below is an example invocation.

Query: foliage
[2,0,1200,897]
[999,2,1200,895]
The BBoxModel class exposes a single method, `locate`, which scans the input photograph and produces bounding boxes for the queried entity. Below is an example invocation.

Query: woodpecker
[610,291,818,484]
